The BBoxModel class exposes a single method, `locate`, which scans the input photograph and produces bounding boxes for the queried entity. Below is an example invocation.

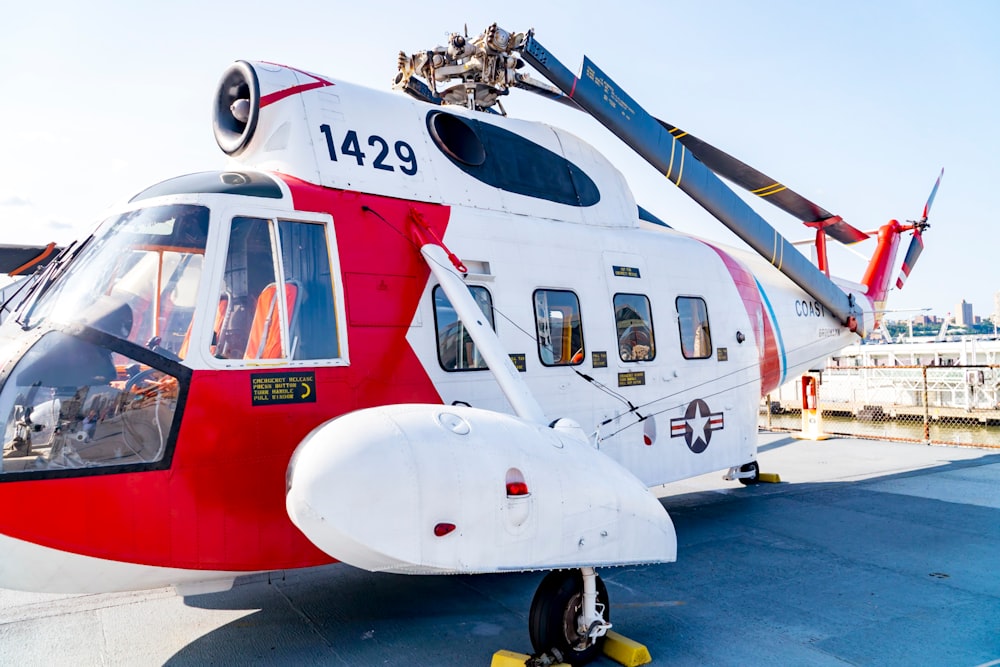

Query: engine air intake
[213,61,260,156]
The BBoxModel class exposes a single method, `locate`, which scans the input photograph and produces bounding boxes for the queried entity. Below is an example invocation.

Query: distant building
[994,290,1000,323]
[956,300,973,326]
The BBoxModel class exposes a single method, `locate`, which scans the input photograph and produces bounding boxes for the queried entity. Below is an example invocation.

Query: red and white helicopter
[0,24,940,664]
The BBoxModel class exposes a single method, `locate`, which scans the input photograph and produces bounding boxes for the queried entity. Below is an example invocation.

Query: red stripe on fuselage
[259,65,335,108]
[702,243,782,395]
[0,181,449,574]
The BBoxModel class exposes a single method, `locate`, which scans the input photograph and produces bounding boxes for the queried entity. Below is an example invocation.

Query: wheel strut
[579,567,611,645]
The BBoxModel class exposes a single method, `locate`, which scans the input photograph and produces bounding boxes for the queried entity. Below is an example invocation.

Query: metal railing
[762,365,1000,448]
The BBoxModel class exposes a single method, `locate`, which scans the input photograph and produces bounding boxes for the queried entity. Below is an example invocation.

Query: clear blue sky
[2,1,997,319]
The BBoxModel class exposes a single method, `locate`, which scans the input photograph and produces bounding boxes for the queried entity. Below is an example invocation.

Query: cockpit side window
[278,220,339,360]
[215,217,276,359]
[215,216,340,362]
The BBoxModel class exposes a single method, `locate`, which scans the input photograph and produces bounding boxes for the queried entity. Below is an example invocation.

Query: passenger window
[534,289,584,366]
[677,296,712,359]
[433,285,494,371]
[614,294,655,362]
[216,217,339,361]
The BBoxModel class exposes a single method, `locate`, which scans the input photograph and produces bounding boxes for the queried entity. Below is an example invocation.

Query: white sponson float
[286,403,677,574]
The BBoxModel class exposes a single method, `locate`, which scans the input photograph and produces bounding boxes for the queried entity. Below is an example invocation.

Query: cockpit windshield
[0,204,204,477]
[22,204,208,359]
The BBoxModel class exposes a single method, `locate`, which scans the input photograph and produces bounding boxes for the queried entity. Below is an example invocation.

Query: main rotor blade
[654,120,869,245]
[0,243,60,275]
[512,75,582,110]
[655,120,829,220]
[519,37,864,333]
[514,70,867,246]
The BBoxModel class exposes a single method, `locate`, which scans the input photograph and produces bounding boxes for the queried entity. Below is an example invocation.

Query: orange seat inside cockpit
[178,294,230,361]
[244,282,298,360]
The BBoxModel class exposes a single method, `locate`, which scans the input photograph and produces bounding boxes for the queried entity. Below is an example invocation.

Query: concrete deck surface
[2,432,999,666]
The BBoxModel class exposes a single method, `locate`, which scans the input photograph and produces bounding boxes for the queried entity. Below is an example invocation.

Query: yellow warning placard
[612,265,641,278]
[618,371,646,387]
[251,371,317,406]
[508,353,527,372]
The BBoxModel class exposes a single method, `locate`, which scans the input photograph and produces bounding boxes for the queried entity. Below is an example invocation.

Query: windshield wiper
[15,234,95,329]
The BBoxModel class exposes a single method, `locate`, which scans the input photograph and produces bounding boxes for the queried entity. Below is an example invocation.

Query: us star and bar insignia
[670,398,724,453]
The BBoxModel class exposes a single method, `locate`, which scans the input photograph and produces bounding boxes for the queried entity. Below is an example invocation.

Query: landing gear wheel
[529,570,609,666]
[738,460,760,485]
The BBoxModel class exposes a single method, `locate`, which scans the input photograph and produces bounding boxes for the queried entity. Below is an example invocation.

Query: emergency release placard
[251,371,317,406]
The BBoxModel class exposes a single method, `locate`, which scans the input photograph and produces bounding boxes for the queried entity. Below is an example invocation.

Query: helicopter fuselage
[0,62,870,593]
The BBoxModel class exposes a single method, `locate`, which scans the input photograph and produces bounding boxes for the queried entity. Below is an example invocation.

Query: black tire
[528,570,609,666]
[738,460,760,486]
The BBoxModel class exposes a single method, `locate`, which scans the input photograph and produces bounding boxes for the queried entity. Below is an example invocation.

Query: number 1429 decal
[319,125,418,175]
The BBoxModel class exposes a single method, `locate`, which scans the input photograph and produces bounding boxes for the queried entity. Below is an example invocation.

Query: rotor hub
[394,23,559,113]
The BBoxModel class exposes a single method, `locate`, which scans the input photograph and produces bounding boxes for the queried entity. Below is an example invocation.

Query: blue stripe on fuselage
[754,277,787,385]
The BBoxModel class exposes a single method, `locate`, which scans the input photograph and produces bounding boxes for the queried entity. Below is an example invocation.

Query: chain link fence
[761,365,1000,449]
